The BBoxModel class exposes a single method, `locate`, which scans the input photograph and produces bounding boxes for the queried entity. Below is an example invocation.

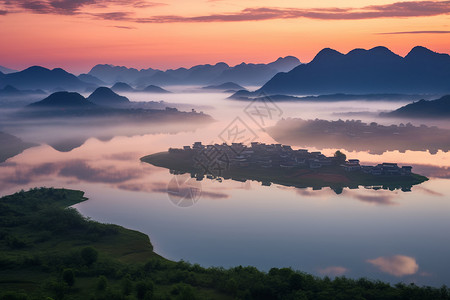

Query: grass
[0,188,232,299]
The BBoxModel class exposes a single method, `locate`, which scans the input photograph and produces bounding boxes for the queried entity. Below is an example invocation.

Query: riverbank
[0,188,446,300]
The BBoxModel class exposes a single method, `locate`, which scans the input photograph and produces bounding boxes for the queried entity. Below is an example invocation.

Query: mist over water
[1,90,449,287]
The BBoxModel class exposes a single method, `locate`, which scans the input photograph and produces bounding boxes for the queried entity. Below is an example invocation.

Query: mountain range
[28,92,95,108]
[88,56,301,87]
[203,82,245,92]
[3,47,450,95]
[0,85,49,108]
[0,85,46,97]
[259,46,450,95]
[143,85,171,93]
[22,90,213,123]
[0,66,94,91]
[382,95,450,118]
[0,66,17,74]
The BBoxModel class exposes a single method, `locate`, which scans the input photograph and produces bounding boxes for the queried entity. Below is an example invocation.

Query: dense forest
[0,188,449,300]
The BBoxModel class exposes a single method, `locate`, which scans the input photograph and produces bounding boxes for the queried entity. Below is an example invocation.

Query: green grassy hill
[0,188,448,300]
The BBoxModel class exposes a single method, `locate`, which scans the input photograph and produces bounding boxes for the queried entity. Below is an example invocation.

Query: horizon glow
[1,0,450,73]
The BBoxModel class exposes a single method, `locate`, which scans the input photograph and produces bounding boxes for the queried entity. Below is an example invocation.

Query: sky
[1,0,450,73]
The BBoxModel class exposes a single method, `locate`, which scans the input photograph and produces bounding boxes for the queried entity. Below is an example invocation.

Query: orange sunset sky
[1,0,450,73]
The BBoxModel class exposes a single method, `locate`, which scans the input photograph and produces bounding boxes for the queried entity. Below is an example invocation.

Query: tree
[333,151,347,165]
[62,269,75,287]
[122,276,133,296]
[80,247,98,266]
[96,276,108,292]
[136,280,154,300]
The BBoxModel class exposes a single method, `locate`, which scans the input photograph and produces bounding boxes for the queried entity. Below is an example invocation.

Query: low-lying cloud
[367,255,419,277]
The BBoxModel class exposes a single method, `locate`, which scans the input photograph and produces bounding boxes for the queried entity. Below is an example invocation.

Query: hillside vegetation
[0,188,449,300]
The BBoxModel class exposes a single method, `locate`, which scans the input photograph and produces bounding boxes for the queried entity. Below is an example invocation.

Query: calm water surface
[0,89,449,286]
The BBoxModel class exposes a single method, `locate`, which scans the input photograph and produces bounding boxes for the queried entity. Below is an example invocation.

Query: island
[141,142,428,193]
[228,91,432,102]
[267,118,450,154]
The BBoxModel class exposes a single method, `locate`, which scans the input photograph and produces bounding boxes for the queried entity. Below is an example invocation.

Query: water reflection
[0,131,37,162]
[140,143,428,194]
[117,180,230,201]
[0,91,449,287]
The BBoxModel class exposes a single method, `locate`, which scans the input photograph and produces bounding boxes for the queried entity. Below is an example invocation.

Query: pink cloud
[318,266,348,276]
[136,1,450,23]
[367,255,419,277]
[2,0,450,22]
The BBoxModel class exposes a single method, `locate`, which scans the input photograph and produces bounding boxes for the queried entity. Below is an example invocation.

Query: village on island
[170,142,414,177]
[141,141,427,192]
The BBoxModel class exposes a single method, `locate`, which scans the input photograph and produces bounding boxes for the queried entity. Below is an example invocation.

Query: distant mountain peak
[52,67,69,73]
[345,46,399,58]
[29,91,95,108]
[0,66,92,91]
[2,85,19,92]
[260,46,450,94]
[369,46,394,53]
[0,65,17,74]
[111,82,134,92]
[215,62,229,67]
[143,85,171,93]
[87,87,129,105]
[202,82,245,91]
[405,46,439,59]
[311,48,344,63]
[23,66,50,73]
[383,94,450,118]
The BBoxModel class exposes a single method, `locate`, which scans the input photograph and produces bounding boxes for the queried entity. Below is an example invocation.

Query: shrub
[96,276,108,291]
[80,247,98,266]
[136,280,154,300]
[62,269,75,287]
[122,276,133,296]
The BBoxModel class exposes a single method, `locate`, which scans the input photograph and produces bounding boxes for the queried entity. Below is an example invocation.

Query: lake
[0,88,449,287]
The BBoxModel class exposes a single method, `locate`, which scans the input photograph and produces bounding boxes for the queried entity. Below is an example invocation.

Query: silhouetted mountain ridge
[89,64,158,84]
[88,56,301,87]
[203,82,245,91]
[0,66,17,74]
[78,74,106,86]
[0,66,93,91]
[143,85,171,93]
[260,46,450,94]
[87,87,130,107]
[111,82,134,92]
[0,85,46,97]
[28,92,95,108]
[382,95,450,118]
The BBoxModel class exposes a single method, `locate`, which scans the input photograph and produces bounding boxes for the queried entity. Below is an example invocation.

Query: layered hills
[259,46,450,94]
